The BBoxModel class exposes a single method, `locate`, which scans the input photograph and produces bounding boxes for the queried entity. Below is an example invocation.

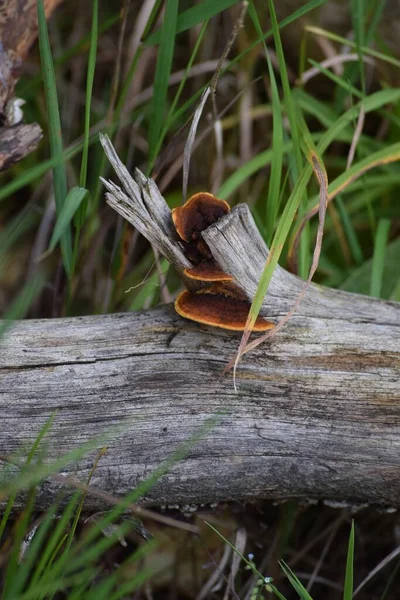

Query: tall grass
[1,0,400,597]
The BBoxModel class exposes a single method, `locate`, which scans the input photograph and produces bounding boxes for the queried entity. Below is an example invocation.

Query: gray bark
[0,136,399,510]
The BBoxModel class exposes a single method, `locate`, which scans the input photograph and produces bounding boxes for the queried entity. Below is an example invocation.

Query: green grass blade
[113,47,143,126]
[144,0,238,46]
[219,89,400,205]
[366,0,386,43]
[79,0,98,190]
[164,0,326,137]
[0,139,84,203]
[17,568,98,600]
[147,0,325,51]
[219,143,289,199]
[370,217,391,297]
[18,12,119,97]
[308,57,363,99]
[30,493,81,586]
[343,520,355,600]
[3,486,37,599]
[141,0,164,40]
[268,0,302,175]
[248,3,283,243]
[0,415,54,546]
[205,521,288,599]
[0,432,117,500]
[7,503,59,597]
[235,91,396,337]
[340,238,400,299]
[26,415,56,464]
[148,0,179,170]
[205,521,266,579]
[351,0,366,94]
[279,560,313,600]
[390,277,400,302]
[306,25,400,70]
[307,142,400,210]
[334,0,382,109]
[155,19,209,163]
[75,0,98,231]
[336,195,364,264]
[268,0,309,276]
[49,186,87,251]
[37,0,72,278]
[0,274,45,338]
[0,208,38,274]
[294,88,338,128]
[64,448,106,555]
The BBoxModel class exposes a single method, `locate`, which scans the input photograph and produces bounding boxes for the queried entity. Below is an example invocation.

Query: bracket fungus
[173,192,274,332]
[172,192,233,283]
[175,288,274,332]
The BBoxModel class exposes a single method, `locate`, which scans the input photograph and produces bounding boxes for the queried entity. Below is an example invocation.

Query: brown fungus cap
[175,289,274,332]
[183,261,233,282]
[172,192,230,243]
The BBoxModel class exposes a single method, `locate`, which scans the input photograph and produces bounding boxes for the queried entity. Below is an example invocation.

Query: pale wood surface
[1,135,399,510]
[1,200,399,509]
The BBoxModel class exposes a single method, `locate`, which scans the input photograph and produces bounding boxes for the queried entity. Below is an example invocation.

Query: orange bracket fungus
[173,193,274,332]
[172,192,233,282]
[175,288,274,332]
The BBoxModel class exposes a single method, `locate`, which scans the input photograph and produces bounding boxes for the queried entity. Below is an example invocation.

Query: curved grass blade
[162,0,327,140]
[248,3,283,243]
[49,187,88,252]
[0,274,45,339]
[340,238,400,299]
[78,0,97,190]
[0,414,55,545]
[370,218,391,298]
[336,195,364,265]
[229,142,328,381]
[343,520,355,600]
[37,0,72,278]
[279,560,313,600]
[306,25,400,69]
[144,0,239,46]
[290,140,400,260]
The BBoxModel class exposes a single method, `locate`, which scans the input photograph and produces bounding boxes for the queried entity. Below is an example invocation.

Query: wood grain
[1,196,399,509]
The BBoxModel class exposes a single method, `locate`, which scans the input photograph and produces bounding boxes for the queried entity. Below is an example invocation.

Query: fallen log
[0,137,399,510]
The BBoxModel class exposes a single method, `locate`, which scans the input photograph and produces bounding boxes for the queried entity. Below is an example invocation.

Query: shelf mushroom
[173,193,274,332]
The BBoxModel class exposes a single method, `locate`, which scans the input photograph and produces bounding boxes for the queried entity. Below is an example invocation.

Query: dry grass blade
[182,86,210,202]
[347,103,365,169]
[306,518,341,592]
[223,527,247,600]
[288,140,400,269]
[182,1,248,202]
[159,75,262,193]
[209,1,248,192]
[299,53,375,85]
[107,0,131,124]
[196,543,232,600]
[225,152,328,375]
[353,544,400,596]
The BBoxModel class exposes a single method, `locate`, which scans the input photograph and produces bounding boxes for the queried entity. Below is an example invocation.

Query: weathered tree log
[0,137,399,511]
